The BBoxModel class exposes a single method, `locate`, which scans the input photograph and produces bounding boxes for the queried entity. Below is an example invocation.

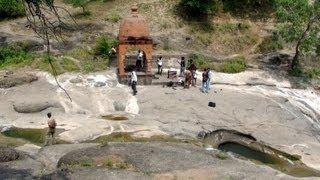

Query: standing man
[202,68,209,93]
[131,69,138,95]
[46,113,56,146]
[157,56,163,75]
[188,59,197,86]
[136,50,143,71]
[178,57,186,77]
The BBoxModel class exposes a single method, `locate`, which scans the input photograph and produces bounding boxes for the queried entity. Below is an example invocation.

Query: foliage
[219,56,247,73]
[0,43,34,68]
[275,0,320,71]
[257,32,284,53]
[177,0,218,20]
[306,68,320,79]
[106,11,121,23]
[0,0,25,19]
[93,36,118,58]
[222,0,275,18]
[64,0,91,13]
[163,39,171,51]
[190,53,215,70]
[216,152,228,160]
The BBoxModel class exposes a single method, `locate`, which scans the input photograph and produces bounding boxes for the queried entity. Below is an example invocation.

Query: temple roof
[118,5,150,42]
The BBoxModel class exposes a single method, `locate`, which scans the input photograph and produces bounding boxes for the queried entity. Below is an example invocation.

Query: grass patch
[1,127,47,145]
[80,159,93,167]
[67,48,109,73]
[257,34,283,54]
[190,53,215,70]
[159,21,171,30]
[163,39,171,51]
[0,133,26,147]
[87,132,181,146]
[73,11,92,19]
[101,115,129,121]
[216,151,228,160]
[219,56,247,73]
[105,11,121,23]
[0,43,34,69]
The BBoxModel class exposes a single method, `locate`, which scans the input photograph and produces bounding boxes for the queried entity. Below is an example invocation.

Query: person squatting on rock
[178,56,186,77]
[46,112,56,146]
[130,69,138,95]
[202,68,210,93]
[188,59,197,86]
[157,56,163,75]
[136,50,143,71]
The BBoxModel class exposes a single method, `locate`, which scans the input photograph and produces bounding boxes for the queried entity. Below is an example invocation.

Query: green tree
[0,0,25,19]
[276,0,320,74]
[178,0,218,19]
[64,0,90,14]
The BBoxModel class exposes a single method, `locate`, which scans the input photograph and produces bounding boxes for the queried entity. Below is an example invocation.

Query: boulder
[0,147,21,162]
[13,101,63,113]
[0,73,38,88]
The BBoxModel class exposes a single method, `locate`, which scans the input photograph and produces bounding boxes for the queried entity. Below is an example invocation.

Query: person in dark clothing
[188,59,197,86]
[178,57,186,77]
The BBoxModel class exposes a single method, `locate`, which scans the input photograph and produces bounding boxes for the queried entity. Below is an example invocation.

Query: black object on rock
[208,102,216,107]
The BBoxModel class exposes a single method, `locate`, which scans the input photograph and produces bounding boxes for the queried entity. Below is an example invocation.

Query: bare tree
[23,0,76,101]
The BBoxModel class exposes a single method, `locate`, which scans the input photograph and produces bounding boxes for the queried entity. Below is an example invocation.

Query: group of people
[157,56,212,93]
[129,50,212,95]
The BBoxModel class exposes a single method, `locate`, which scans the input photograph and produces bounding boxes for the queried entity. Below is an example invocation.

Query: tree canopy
[276,0,320,74]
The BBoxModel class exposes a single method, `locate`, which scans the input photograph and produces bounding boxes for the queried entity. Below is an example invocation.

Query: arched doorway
[117,5,153,85]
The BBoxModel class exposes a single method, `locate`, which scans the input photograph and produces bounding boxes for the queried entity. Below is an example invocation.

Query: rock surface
[0,72,38,89]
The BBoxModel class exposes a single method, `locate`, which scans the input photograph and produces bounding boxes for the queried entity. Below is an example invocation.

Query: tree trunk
[292,42,300,70]
[291,17,313,70]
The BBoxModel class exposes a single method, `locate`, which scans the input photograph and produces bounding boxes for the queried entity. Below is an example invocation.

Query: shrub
[219,56,247,73]
[163,39,171,51]
[177,0,218,20]
[93,36,118,57]
[222,0,275,19]
[190,53,215,70]
[0,0,25,19]
[0,43,34,68]
[306,68,320,79]
[257,33,283,54]
[106,12,121,23]
[64,0,91,14]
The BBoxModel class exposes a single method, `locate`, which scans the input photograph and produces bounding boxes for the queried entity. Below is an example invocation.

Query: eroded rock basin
[201,129,320,177]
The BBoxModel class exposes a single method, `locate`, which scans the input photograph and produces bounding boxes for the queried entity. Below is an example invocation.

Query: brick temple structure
[117,5,153,85]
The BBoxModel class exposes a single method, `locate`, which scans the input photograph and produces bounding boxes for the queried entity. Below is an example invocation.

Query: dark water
[218,142,320,177]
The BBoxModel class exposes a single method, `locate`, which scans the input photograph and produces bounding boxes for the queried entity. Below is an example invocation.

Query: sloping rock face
[0,71,38,89]
[13,101,63,113]
[57,142,298,179]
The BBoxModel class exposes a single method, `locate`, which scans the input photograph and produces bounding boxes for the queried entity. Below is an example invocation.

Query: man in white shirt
[136,50,143,70]
[157,56,163,75]
[131,69,138,95]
